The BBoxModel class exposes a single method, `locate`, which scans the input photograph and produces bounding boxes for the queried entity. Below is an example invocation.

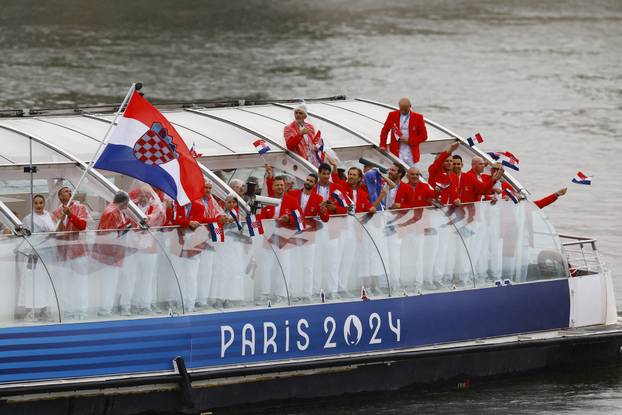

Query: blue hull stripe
[0,280,570,384]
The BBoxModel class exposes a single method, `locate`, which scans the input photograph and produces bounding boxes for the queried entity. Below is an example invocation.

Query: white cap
[294,102,307,115]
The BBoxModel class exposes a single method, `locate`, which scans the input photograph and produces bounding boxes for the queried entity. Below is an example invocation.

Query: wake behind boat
[0,96,619,414]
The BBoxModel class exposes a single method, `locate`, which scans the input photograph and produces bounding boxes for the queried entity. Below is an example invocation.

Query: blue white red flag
[466,133,484,147]
[228,210,242,230]
[94,91,204,206]
[291,208,305,232]
[207,223,225,242]
[572,171,592,185]
[253,139,271,155]
[314,131,325,164]
[488,151,519,171]
[245,213,264,237]
[189,142,202,158]
[504,188,519,204]
[331,189,350,208]
[361,286,370,301]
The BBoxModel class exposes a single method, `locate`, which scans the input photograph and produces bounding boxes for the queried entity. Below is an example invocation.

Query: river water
[1,0,621,413]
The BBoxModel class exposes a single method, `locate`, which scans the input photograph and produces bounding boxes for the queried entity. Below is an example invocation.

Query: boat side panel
[0,279,570,384]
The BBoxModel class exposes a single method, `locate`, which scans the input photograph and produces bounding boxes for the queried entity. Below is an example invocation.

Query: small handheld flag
[504,188,519,204]
[314,131,325,164]
[331,189,350,208]
[245,213,264,237]
[189,142,202,158]
[572,171,592,185]
[253,139,271,155]
[291,209,305,232]
[466,133,484,147]
[392,122,403,138]
[207,223,225,242]
[228,210,242,231]
[487,151,519,171]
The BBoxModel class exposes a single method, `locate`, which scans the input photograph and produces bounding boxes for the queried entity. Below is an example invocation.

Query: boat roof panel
[164,110,280,155]
[0,126,72,165]
[197,108,286,148]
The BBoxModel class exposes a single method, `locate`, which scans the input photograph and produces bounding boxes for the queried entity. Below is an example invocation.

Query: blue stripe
[0,280,570,384]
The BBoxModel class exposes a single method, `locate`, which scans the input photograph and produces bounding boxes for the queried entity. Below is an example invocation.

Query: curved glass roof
[0,99,454,166]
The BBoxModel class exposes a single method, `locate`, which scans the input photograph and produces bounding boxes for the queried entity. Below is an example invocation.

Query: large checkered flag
[94,87,204,205]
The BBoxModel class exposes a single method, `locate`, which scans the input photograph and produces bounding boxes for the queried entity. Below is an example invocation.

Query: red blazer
[380,110,428,163]
[459,169,496,203]
[172,200,217,228]
[288,189,329,222]
[387,183,412,209]
[331,173,373,213]
[428,153,458,205]
[315,182,348,215]
[407,182,436,208]
[258,193,301,221]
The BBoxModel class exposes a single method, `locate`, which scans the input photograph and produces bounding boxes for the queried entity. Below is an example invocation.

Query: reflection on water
[1,0,621,412]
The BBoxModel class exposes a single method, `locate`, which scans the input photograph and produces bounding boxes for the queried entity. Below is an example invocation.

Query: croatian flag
[504,188,519,204]
[572,171,592,185]
[488,151,519,171]
[245,213,264,237]
[466,133,484,147]
[94,91,204,206]
[189,142,202,158]
[253,139,271,155]
[291,209,305,232]
[314,131,325,164]
[392,122,403,138]
[207,223,225,242]
[331,189,350,208]
[228,209,242,231]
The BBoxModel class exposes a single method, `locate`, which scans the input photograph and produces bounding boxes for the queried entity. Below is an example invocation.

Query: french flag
[245,213,264,237]
[207,223,225,242]
[331,189,350,208]
[291,209,305,232]
[228,210,242,231]
[466,133,484,147]
[253,139,271,155]
[572,171,592,185]
[94,91,204,206]
[504,188,519,204]
[488,151,519,171]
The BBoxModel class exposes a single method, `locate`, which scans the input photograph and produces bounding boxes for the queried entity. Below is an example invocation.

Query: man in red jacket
[52,186,90,319]
[92,191,132,317]
[315,163,347,215]
[379,98,428,166]
[427,142,460,205]
[329,161,375,214]
[259,175,301,223]
[288,173,330,222]
[459,157,503,203]
[374,162,410,210]
[284,103,323,167]
[405,167,436,208]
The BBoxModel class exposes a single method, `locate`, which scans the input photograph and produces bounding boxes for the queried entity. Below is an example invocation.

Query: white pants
[94,263,121,313]
[121,251,158,309]
[169,254,200,312]
[18,256,53,310]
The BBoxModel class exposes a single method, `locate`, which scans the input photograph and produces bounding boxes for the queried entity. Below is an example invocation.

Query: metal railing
[559,234,606,275]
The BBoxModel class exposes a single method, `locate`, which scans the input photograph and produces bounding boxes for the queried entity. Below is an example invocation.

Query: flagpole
[65,82,140,208]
